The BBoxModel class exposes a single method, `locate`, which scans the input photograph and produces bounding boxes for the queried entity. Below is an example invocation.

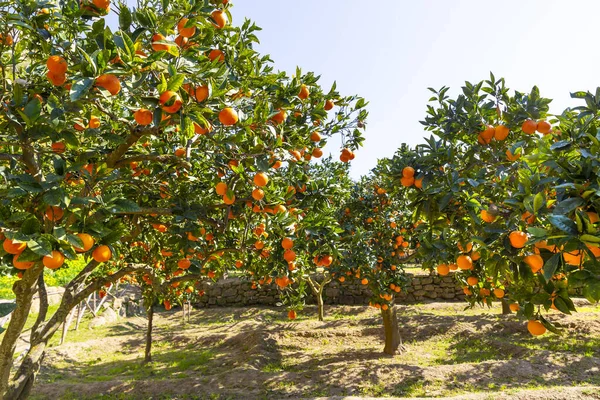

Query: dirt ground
[29,301,600,400]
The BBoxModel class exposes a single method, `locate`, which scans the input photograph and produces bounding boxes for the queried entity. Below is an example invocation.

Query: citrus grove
[0,0,367,397]
[0,0,599,397]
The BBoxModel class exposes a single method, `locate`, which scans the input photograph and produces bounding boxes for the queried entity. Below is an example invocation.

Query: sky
[108,1,600,179]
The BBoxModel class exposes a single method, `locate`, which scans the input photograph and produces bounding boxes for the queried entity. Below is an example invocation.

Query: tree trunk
[4,340,47,400]
[30,273,48,343]
[306,275,330,322]
[60,307,77,346]
[381,305,404,355]
[501,298,512,315]
[144,305,154,364]
[0,265,42,396]
[316,290,324,322]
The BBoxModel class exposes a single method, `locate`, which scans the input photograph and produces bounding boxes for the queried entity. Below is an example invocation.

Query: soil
[29,302,600,400]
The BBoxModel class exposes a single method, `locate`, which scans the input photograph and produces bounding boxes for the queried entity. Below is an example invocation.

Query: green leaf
[542,253,561,282]
[66,234,84,249]
[527,227,548,238]
[43,188,66,206]
[581,234,600,244]
[582,279,600,303]
[119,5,132,31]
[0,303,16,318]
[23,98,42,121]
[533,192,545,214]
[110,199,141,213]
[553,197,584,215]
[21,217,41,235]
[550,140,571,151]
[547,215,578,235]
[552,296,571,315]
[27,237,53,257]
[167,74,184,92]
[70,77,95,102]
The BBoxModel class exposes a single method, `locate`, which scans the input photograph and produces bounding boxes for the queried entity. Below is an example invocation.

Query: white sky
[108,1,600,178]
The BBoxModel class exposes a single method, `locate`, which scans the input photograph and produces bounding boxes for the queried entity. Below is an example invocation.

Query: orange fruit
[281,237,294,249]
[480,209,496,223]
[310,131,322,142]
[47,55,68,74]
[45,206,64,221]
[95,74,121,95]
[75,233,95,253]
[436,264,449,276]
[219,107,238,125]
[13,254,34,270]
[151,33,170,52]
[508,231,528,248]
[88,116,100,129]
[324,99,335,111]
[400,176,414,187]
[253,172,269,187]
[361,278,369,285]
[402,166,415,178]
[283,249,296,262]
[523,254,543,273]
[457,242,473,253]
[252,188,264,201]
[174,148,186,157]
[494,125,509,140]
[211,10,227,29]
[174,35,188,48]
[522,211,535,224]
[527,320,546,336]
[448,263,458,271]
[194,85,209,102]
[270,109,287,125]
[493,288,505,298]
[414,177,423,189]
[92,245,112,263]
[563,250,584,266]
[480,125,495,142]
[194,121,213,135]
[43,250,65,269]
[536,120,552,134]
[51,142,66,154]
[92,0,110,12]
[134,109,153,125]
[298,84,310,100]
[208,49,225,62]
[587,211,599,224]
[521,119,537,134]
[46,71,66,86]
[177,18,196,38]
[288,310,297,320]
[3,239,26,255]
[159,91,182,113]
[164,300,172,311]
[506,149,521,161]
[223,193,235,205]
[457,255,473,270]
[312,148,323,158]
[509,303,520,312]
[215,182,228,195]
[466,276,479,286]
[178,259,191,269]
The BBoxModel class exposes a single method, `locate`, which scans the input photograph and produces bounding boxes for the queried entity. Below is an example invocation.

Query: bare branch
[0,153,21,162]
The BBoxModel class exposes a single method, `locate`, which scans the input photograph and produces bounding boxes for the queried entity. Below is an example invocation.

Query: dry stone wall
[195,273,466,307]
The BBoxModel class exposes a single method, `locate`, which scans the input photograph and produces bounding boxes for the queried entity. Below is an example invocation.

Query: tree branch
[0,153,21,162]
[113,154,191,169]
[105,126,162,168]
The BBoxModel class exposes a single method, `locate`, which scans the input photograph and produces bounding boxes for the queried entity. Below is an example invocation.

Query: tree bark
[501,298,512,315]
[0,265,42,396]
[306,275,331,322]
[144,305,154,364]
[30,273,48,343]
[381,305,404,355]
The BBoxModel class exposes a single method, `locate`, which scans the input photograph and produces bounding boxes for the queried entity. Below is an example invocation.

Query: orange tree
[333,174,415,354]
[377,74,600,339]
[0,0,366,396]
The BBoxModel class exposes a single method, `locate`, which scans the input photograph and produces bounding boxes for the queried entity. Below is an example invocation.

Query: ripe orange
[95,74,121,95]
[298,84,310,100]
[215,182,228,195]
[88,116,100,129]
[457,242,473,253]
[47,71,66,86]
[218,107,238,125]
[3,238,26,255]
[414,177,423,189]
[402,166,415,178]
[587,211,599,224]
[523,254,543,273]
[480,125,495,142]
[43,250,65,269]
[194,85,209,102]
[506,149,521,161]
[194,121,213,135]
[324,100,335,111]
[527,320,546,336]
[466,276,479,286]
[178,258,191,269]
[312,148,323,158]
[174,148,186,157]
[51,142,66,154]
[563,250,584,266]
[92,245,112,263]
[509,303,520,312]
[493,288,505,298]
[536,120,552,134]
[494,125,509,140]
[45,206,64,221]
[270,109,287,125]
[283,249,296,262]
[223,193,235,205]
[47,55,68,74]
[281,237,294,249]
[151,33,170,52]
[164,300,172,311]
[521,119,537,134]
[288,310,297,320]
[457,255,473,270]
[253,172,269,187]
[159,91,182,113]
[480,209,496,223]
[310,131,322,142]
[401,176,414,187]
[208,49,225,62]
[92,0,110,12]
[508,231,528,248]
[75,233,95,253]
[436,264,450,276]
[522,211,535,224]
[177,18,196,38]
[174,35,188,48]
[134,109,153,125]
[0,33,13,46]
[13,254,34,270]
[252,188,264,201]
[211,9,227,29]
[361,278,369,285]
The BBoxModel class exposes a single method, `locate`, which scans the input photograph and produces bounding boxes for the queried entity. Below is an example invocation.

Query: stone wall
[195,273,466,307]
